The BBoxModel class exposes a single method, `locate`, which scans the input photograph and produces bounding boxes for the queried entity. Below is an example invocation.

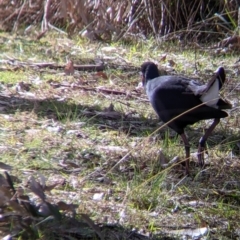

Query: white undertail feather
[200,77,219,108]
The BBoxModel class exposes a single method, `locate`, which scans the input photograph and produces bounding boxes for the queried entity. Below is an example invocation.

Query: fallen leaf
[168,59,176,67]
[159,54,167,62]
[169,227,208,238]
[0,162,12,171]
[95,71,108,79]
[58,160,79,169]
[28,176,45,201]
[64,60,74,75]
[36,30,48,40]
[136,82,143,90]
[101,46,117,52]
[93,192,104,201]
[57,201,78,212]
[16,82,31,91]
[97,145,128,153]
[38,201,62,220]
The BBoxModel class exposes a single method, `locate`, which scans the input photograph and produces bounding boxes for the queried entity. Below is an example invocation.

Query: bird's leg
[180,133,190,175]
[198,118,220,167]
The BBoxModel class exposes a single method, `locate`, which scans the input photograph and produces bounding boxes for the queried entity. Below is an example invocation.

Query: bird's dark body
[141,61,231,174]
[147,76,228,134]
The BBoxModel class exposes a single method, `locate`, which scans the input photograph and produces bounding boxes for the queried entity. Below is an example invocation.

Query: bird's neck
[145,71,159,81]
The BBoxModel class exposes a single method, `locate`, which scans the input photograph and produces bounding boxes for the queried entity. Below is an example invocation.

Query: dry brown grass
[0,0,238,42]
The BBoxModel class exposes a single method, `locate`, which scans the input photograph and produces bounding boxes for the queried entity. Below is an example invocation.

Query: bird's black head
[141,62,160,86]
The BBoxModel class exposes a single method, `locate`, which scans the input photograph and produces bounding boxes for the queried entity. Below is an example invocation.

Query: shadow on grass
[1,93,238,150]
[1,93,158,137]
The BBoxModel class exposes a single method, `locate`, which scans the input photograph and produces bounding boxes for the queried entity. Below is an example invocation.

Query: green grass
[0,71,29,83]
[0,31,240,239]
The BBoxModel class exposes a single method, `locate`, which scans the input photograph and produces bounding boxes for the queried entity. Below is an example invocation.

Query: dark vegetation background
[0,0,239,42]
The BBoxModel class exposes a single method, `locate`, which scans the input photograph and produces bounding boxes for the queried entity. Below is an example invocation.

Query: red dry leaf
[95,71,108,79]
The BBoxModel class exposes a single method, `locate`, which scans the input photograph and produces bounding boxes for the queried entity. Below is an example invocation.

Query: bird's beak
[140,72,145,86]
[136,72,144,90]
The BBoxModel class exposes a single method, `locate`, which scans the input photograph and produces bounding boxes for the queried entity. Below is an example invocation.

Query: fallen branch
[0,59,105,72]
[48,81,144,98]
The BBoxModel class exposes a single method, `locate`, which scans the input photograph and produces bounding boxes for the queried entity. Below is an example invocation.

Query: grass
[0,31,240,239]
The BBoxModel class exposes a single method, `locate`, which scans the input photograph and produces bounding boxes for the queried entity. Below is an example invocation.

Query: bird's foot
[197,146,205,168]
[185,167,190,176]
[198,137,207,168]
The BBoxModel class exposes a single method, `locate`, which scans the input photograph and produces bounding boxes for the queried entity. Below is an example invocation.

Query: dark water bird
[141,62,231,174]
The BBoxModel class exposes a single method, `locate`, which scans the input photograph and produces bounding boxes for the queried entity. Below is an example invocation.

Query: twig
[1,59,105,72]
[13,0,26,32]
